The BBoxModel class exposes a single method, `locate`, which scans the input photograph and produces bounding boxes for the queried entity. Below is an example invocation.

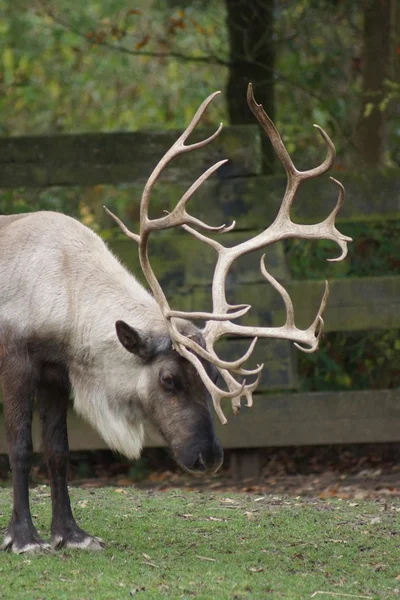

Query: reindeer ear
[115,321,150,359]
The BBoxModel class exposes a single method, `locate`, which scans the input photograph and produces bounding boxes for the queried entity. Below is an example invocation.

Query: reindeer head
[114,318,222,473]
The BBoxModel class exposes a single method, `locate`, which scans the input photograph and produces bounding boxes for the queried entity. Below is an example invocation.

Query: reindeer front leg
[37,364,104,551]
[1,355,50,553]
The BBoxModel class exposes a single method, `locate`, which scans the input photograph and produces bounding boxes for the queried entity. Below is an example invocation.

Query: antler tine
[247,83,296,176]
[210,265,330,355]
[260,257,328,353]
[247,83,336,182]
[177,344,248,425]
[168,319,259,373]
[325,179,353,262]
[236,362,264,377]
[181,225,226,252]
[179,91,223,147]
[260,255,295,328]
[242,369,263,407]
[150,160,231,233]
[220,367,262,415]
[294,281,328,353]
[166,304,251,322]
[176,160,228,217]
[302,125,336,179]
[140,91,223,224]
[103,206,140,244]
[167,310,262,418]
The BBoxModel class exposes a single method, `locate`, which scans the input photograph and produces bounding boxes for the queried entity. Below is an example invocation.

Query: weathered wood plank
[0,126,261,187]
[192,275,400,333]
[3,172,398,232]
[1,160,399,224]
[213,389,400,447]
[1,389,398,453]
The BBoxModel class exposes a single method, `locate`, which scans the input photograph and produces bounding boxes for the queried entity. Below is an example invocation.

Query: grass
[0,486,399,600]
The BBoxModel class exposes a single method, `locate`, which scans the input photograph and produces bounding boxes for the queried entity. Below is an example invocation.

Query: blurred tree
[353,0,394,166]
[225,0,275,173]
[387,0,400,166]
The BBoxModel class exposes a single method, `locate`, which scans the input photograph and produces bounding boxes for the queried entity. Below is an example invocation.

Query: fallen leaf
[249,566,264,573]
[244,511,256,521]
[116,477,132,487]
[135,34,150,50]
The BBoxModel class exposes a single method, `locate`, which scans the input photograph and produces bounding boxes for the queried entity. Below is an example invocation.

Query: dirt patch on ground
[2,443,398,500]
[131,444,400,499]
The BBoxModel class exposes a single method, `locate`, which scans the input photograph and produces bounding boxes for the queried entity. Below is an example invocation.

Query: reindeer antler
[106,84,351,425]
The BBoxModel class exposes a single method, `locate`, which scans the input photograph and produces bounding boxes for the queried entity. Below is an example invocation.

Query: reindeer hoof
[1,533,52,554]
[52,530,105,551]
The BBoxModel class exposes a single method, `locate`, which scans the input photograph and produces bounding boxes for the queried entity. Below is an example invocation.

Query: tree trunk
[225,0,275,173]
[354,0,392,166]
[389,0,400,118]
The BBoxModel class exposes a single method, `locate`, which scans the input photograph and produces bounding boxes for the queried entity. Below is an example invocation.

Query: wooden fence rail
[0,126,399,451]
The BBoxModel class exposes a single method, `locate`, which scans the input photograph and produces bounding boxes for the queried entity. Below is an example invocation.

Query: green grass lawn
[0,486,399,600]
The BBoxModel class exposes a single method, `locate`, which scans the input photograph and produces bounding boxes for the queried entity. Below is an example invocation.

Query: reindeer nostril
[192,453,206,473]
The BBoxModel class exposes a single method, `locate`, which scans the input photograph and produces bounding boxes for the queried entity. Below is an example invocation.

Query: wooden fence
[0,125,399,452]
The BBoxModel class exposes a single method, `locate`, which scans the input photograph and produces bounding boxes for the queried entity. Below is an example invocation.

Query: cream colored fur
[0,211,166,458]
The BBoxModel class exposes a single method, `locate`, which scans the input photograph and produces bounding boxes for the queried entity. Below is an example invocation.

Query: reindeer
[0,84,351,553]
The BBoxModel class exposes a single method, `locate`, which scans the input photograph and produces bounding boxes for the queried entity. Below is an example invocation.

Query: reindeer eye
[160,370,175,391]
